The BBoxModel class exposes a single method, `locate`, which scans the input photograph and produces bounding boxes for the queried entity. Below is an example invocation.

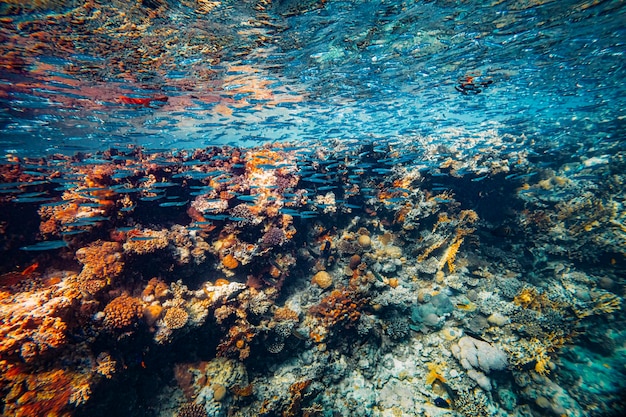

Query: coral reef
[0,137,624,417]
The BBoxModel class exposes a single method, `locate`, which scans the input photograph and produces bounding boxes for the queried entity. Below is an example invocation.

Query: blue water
[1,0,624,156]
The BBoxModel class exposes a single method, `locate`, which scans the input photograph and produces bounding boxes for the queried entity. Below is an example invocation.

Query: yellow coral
[163,306,189,330]
[513,287,558,312]
[574,291,621,318]
[439,233,464,273]
[592,292,621,314]
[425,362,447,385]
[534,356,551,375]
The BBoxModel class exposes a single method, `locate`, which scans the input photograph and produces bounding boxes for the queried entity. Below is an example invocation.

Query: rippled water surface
[1,0,624,155]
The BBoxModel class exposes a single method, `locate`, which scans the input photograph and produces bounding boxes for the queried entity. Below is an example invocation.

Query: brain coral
[103,294,143,329]
[163,306,189,330]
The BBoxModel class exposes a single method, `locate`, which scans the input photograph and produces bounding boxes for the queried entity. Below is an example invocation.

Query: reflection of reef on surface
[0,135,625,417]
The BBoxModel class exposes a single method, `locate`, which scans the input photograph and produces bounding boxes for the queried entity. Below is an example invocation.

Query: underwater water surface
[0,1,625,417]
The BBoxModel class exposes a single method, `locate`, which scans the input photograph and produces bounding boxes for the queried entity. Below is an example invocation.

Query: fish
[151,182,179,188]
[228,216,248,222]
[139,194,166,201]
[203,214,229,220]
[372,168,393,174]
[21,262,39,275]
[434,397,450,408]
[159,200,189,207]
[40,201,71,208]
[12,196,54,203]
[61,229,89,236]
[236,195,258,202]
[305,177,332,184]
[119,95,168,106]
[20,240,69,251]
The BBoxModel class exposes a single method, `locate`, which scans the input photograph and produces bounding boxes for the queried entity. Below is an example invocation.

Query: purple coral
[261,227,285,246]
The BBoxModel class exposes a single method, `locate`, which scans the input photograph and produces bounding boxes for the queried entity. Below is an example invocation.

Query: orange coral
[141,277,169,301]
[123,229,169,255]
[76,240,124,290]
[309,288,365,330]
[215,278,230,286]
[30,316,67,353]
[2,368,79,417]
[232,383,254,397]
[217,321,256,360]
[311,270,332,289]
[103,294,143,329]
[269,264,282,279]
[222,253,239,269]
[0,278,76,362]
[143,304,163,327]
[284,380,312,417]
[274,306,299,322]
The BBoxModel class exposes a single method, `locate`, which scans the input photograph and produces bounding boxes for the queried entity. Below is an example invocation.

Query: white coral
[451,336,508,391]
[452,336,508,373]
